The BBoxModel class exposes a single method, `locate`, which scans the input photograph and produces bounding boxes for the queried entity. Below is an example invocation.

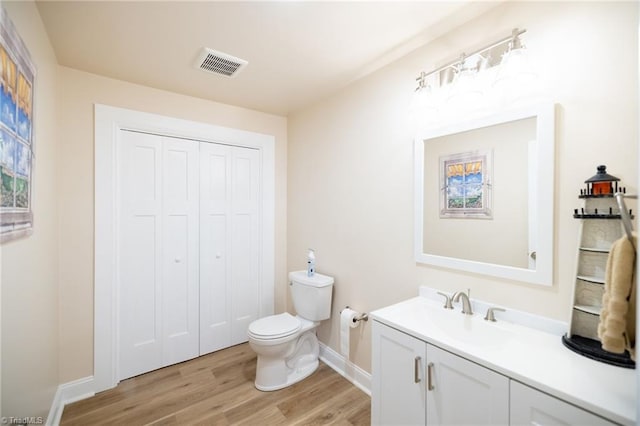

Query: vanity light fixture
[414,28,527,92]
[411,28,534,122]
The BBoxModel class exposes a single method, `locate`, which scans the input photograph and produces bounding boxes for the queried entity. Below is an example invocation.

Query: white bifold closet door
[117,130,260,380]
[118,131,200,380]
[199,142,260,354]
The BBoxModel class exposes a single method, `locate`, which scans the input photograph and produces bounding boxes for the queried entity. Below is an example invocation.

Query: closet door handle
[414,356,421,383]
[427,362,435,391]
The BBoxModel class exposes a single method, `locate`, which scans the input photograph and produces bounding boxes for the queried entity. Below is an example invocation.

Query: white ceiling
[36,1,500,116]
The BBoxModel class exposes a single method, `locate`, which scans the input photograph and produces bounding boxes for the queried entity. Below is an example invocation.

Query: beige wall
[1,1,59,419]
[56,66,288,382]
[288,1,638,373]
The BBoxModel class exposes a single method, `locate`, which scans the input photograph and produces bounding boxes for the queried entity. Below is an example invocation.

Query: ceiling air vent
[194,48,248,78]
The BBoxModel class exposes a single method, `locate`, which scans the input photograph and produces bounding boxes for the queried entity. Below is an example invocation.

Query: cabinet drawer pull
[427,362,434,391]
[414,356,421,383]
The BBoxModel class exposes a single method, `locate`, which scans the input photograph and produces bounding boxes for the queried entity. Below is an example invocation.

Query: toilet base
[252,330,320,391]
[255,357,319,391]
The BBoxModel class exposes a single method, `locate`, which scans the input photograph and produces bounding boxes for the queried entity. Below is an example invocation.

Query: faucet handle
[484,307,506,322]
[437,292,454,309]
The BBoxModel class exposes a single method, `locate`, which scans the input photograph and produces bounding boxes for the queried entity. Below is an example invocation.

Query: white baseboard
[46,376,95,426]
[318,342,371,396]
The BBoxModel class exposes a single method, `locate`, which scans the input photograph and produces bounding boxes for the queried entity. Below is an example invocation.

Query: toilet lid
[249,312,301,339]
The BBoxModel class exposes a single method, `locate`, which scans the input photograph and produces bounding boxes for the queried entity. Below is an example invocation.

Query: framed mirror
[414,103,555,286]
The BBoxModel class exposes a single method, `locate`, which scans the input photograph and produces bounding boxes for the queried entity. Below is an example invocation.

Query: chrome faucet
[452,291,473,315]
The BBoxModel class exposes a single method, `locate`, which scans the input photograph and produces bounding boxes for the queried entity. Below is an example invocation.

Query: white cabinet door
[200,143,260,354]
[372,321,427,426]
[510,381,617,426]
[426,344,509,425]
[118,131,199,380]
[372,320,510,426]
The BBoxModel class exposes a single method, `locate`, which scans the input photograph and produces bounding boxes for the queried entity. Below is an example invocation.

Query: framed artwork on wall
[0,7,36,243]
[440,150,492,219]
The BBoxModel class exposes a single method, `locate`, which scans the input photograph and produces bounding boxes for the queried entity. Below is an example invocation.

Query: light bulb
[493,45,538,102]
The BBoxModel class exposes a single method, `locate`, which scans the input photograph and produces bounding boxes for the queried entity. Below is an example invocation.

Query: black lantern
[584,165,620,196]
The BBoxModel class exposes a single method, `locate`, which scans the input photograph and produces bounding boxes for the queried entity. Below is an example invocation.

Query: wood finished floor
[61,343,371,425]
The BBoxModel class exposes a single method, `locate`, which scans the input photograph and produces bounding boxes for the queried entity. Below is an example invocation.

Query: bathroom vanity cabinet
[371,321,615,426]
[371,292,634,426]
[372,322,508,425]
[510,381,616,426]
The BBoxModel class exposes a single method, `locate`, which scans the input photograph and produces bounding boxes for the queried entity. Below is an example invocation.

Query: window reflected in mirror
[414,103,555,286]
[423,117,535,269]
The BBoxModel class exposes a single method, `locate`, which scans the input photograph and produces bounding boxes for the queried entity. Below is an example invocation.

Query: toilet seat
[248,312,301,340]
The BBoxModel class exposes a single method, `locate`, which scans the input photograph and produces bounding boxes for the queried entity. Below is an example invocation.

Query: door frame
[94,104,275,392]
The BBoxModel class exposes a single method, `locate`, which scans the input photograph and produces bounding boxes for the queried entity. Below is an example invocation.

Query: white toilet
[247,270,334,391]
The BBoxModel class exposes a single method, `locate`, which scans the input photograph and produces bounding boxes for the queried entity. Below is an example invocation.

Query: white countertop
[370,290,636,426]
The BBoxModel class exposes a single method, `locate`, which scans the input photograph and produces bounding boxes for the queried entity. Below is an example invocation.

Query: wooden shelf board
[578,247,610,253]
[577,275,605,284]
[573,305,602,316]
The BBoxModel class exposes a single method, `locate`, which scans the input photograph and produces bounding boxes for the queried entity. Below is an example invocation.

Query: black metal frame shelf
[573,213,628,219]
[579,194,616,199]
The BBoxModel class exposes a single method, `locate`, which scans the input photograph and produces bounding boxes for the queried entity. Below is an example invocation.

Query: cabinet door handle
[427,362,434,391]
[414,356,421,383]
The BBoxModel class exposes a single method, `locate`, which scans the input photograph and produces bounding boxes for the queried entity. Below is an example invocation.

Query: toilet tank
[289,271,334,321]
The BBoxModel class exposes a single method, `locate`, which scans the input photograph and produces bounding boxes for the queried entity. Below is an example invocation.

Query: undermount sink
[398,298,517,348]
[428,310,515,347]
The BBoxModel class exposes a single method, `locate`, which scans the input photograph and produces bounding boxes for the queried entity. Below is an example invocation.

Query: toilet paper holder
[341,306,368,323]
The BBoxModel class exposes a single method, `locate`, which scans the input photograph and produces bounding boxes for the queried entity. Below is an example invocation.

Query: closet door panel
[117,131,264,376]
[163,214,189,334]
[200,214,230,354]
[161,137,199,366]
[231,213,255,344]
[118,131,163,380]
[231,148,260,344]
[200,143,232,354]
